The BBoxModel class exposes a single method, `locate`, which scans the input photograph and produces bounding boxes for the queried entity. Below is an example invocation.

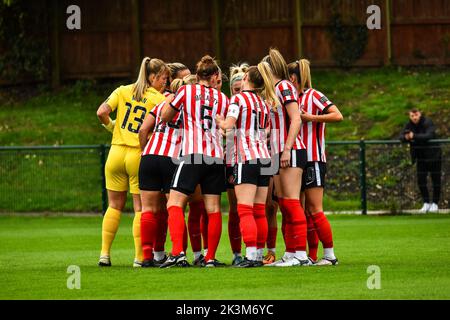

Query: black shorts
[225,165,235,189]
[301,161,327,191]
[171,154,225,195]
[274,149,307,175]
[233,159,271,187]
[139,155,177,193]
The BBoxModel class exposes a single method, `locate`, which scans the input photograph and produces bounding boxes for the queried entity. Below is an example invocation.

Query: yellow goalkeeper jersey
[105,84,165,148]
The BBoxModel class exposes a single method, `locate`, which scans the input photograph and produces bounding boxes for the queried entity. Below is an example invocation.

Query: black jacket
[399,116,441,163]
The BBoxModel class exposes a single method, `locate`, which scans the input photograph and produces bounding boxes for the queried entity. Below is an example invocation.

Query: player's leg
[234,183,258,265]
[127,147,144,266]
[200,160,226,267]
[188,185,206,265]
[305,187,337,265]
[153,193,169,264]
[227,188,242,265]
[271,160,309,267]
[99,145,128,266]
[160,156,197,268]
[264,178,278,264]
[139,190,161,267]
[254,185,269,264]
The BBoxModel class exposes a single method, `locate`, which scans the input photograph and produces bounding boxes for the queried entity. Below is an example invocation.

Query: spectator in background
[400,108,442,213]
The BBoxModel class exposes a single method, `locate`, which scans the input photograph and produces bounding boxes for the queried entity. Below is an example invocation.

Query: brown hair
[133,57,168,102]
[288,59,312,93]
[196,55,219,81]
[261,48,289,80]
[247,62,278,110]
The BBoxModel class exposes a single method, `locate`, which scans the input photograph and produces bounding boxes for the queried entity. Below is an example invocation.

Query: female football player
[160,55,229,268]
[216,62,275,267]
[262,48,311,267]
[138,76,197,267]
[223,63,249,265]
[96,57,168,267]
[288,59,343,266]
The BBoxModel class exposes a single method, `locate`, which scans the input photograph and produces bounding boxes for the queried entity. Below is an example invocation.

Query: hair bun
[201,55,215,64]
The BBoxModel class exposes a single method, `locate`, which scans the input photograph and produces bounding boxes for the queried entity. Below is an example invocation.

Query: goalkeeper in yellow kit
[96,57,169,267]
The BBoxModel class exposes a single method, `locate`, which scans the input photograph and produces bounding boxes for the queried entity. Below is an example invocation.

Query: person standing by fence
[96,57,169,267]
[400,109,442,213]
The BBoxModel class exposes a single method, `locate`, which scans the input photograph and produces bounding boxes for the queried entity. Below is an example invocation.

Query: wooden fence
[5,0,450,86]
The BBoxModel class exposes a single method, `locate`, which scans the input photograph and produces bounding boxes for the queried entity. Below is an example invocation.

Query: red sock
[167,206,185,256]
[237,204,257,248]
[267,227,277,250]
[278,199,294,253]
[254,203,268,250]
[312,212,333,248]
[188,200,203,253]
[140,211,158,260]
[200,209,209,251]
[228,208,241,254]
[306,214,319,260]
[183,222,188,254]
[154,208,168,252]
[204,212,222,262]
[278,198,307,252]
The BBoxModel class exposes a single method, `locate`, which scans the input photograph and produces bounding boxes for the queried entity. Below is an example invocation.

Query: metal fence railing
[0,140,448,214]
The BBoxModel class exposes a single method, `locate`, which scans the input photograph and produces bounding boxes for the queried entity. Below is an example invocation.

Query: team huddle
[96,48,343,268]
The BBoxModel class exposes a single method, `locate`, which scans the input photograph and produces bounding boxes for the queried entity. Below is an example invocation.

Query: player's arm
[301,105,343,123]
[96,103,115,133]
[281,101,301,168]
[160,94,177,123]
[216,103,239,130]
[138,112,157,151]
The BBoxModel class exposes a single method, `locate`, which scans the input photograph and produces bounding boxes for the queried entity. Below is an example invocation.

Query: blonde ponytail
[133,57,168,102]
[257,62,279,110]
[298,59,312,93]
[262,48,289,80]
[134,57,151,102]
[288,58,312,93]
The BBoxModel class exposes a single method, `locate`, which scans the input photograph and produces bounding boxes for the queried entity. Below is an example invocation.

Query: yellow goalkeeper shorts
[105,144,142,194]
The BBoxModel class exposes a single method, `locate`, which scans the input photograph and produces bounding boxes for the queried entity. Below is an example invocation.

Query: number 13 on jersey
[122,102,146,133]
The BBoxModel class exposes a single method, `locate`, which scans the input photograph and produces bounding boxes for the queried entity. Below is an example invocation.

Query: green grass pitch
[0,214,449,300]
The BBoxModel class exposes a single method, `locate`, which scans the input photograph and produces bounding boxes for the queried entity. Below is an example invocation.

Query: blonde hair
[229,63,249,91]
[169,74,197,93]
[167,62,189,80]
[262,48,289,80]
[288,59,312,93]
[133,57,168,102]
[247,62,279,110]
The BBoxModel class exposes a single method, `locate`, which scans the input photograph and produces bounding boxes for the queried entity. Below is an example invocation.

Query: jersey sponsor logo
[319,96,329,104]
[281,89,292,97]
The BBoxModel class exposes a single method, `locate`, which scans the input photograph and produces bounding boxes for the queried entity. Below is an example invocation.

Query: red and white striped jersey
[299,88,334,162]
[170,84,229,158]
[142,101,182,158]
[270,80,306,155]
[226,90,271,163]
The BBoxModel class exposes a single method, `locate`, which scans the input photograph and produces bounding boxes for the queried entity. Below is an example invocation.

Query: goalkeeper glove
[102,118,115,133]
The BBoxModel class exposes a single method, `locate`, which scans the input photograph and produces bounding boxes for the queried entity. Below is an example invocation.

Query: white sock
[154,251,165,261]
[268,248,276,254]
[193,251,202,260]
[295,251,308,261]
[324,248,336,260]
[246,247,257,261]
[257,249,264,261]
[284,252,295,259]
[203,248,208,256]
[233,252,242,258]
